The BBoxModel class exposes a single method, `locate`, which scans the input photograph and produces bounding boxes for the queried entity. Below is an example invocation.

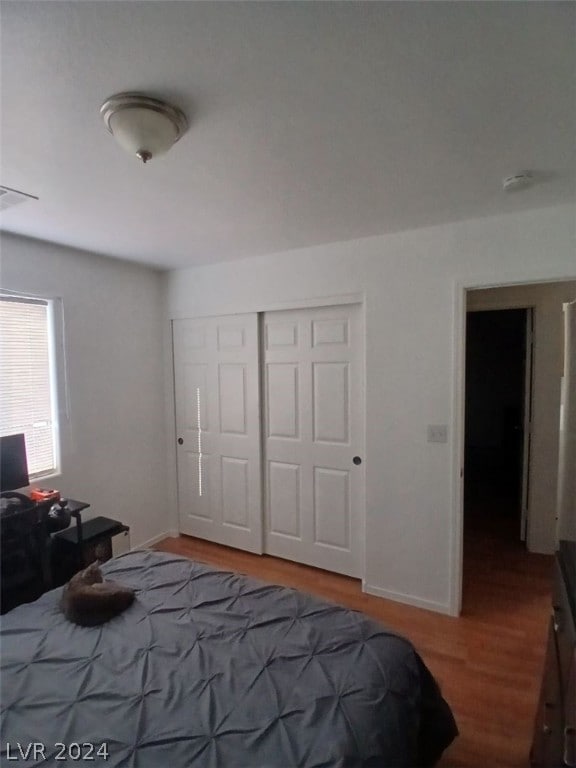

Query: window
[0,295,59,479]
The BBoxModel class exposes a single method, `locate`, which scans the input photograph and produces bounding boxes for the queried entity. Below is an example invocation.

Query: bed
[0,550,457,767]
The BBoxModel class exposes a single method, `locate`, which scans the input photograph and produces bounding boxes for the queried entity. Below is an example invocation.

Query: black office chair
[0,500,52,614]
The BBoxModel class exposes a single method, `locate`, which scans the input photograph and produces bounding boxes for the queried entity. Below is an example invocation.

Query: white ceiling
[1,1,574,270]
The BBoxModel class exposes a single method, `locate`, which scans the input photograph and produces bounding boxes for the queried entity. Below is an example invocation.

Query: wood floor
[154,526,553,768]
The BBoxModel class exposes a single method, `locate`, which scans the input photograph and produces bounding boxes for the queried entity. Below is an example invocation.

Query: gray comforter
[0,550,457,767]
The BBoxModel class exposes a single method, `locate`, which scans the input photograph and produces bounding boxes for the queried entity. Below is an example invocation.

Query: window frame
[0,290,67,483]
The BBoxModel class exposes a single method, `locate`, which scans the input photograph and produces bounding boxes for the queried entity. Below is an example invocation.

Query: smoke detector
[0,186,39,212]
[502,172,533,192]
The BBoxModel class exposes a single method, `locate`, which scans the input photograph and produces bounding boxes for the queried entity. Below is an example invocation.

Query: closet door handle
[353,456,362,466]
[177,438,184,445]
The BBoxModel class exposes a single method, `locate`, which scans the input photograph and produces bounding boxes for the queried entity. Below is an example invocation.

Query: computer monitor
[0,433,30,492]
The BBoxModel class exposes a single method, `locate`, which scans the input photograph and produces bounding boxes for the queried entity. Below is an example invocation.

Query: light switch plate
[427,425,448,443]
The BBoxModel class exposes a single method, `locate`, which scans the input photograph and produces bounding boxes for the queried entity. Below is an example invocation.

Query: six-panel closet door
[263,305,364,577]
[173,305,364,577]
[173,314,263,553]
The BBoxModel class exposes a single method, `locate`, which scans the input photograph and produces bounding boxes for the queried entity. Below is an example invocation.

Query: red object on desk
[29,488,60,502]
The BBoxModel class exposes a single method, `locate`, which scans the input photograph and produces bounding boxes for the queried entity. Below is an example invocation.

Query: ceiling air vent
[0,186,39,212]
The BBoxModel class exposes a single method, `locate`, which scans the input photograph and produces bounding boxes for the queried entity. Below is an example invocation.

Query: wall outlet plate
[427,425,448,443]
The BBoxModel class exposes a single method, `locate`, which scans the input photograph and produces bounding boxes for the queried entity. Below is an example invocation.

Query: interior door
[263,305,364,577]
[520,308,534,541]
[557,299,576,542]
[173,314,262,553]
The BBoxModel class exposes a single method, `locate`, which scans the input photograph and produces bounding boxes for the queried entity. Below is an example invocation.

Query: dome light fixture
[100,92,188,163]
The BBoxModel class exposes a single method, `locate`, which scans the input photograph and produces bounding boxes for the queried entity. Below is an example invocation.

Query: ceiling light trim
[100,92,188,163]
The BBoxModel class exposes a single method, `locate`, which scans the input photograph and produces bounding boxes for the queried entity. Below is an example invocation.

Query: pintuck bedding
[0,550,457,767]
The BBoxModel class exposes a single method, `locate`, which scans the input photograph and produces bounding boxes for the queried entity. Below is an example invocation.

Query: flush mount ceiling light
[100,92,188,163]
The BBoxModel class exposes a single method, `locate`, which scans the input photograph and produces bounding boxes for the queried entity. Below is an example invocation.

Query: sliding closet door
[173,314,262,553]
[263,305,364,577]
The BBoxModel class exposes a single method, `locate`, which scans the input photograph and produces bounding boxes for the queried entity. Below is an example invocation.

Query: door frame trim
[450,276,576,617]
[169,293,365,320]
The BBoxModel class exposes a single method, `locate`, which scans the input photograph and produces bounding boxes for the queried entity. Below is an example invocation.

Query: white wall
[467,281,576,554]
[164,203,576,614]
[1,233,169,548]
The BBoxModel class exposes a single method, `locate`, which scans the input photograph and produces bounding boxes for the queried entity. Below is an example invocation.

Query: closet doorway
[172,304,365,577]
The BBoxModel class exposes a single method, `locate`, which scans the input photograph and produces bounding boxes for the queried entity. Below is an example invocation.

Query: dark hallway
[464,309,530,545]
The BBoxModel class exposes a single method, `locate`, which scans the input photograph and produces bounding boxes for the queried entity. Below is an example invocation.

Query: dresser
[531,541,576,768]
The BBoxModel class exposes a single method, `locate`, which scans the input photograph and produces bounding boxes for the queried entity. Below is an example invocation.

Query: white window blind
[0,296,57,478]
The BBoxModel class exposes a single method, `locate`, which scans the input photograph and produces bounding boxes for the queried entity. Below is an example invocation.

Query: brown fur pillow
[61,562,135,626]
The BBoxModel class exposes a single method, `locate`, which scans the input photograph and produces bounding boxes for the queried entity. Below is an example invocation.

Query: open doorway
[456,279,576,617]
[464,308,532,546]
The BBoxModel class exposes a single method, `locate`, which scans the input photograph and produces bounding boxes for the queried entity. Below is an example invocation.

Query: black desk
[1,497,129,605]
[52,513,128,585]
[51,498,91,537]
[0,499,53,613]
